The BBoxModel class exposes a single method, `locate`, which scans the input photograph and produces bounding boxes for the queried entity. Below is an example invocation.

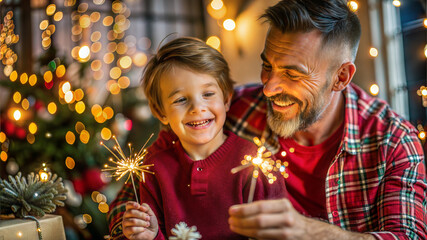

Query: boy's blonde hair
[142,37,234,118]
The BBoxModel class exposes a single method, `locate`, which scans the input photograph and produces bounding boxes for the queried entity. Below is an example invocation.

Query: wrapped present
[0,214,65,240]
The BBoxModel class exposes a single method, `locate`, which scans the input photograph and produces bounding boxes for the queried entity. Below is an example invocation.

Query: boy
[120,37,286,240]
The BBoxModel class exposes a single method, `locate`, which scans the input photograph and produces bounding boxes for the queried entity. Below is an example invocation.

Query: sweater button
[197,167,203,171]
[332,211,339,217]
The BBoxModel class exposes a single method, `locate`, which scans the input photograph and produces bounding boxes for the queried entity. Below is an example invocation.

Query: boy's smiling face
[158,66,230,159]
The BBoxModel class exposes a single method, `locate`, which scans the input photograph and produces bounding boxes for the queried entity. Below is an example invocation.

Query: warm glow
[0,151,7,162]
[65,157,75,169]
[75,101,86,114]
[118,76,130,89]
[424,19,427,28]
[91,60,102,71]
[75,121,85,134]
[82,214,92,224]
[210,0,223,10]
[29,74,37,86]
[40,20,49,30]
[53,11,63,21]
[20,73,28,84]
[103,107,114,119]
[78,46,91,60]
[370,84,380,96]
[206,36,221,50]
[66,131,76,145]
[44,71,53,83]
[98,202,109,213]
[109,83,121,95]
[64,91,74,103]
[39,171,48,182]
[47,102,57,114]
[75,89,84,101]
[79,14,91,28]
[29,122,38,134]
[90,12,101,22]
[110,67,122,79]
[103,53,115,64]
[10,71,18,82]
[56,65,66,78]
[103,16,114,26]
[0,132,6,143]
[392,0,401,7]
[369,47,378,57]
[109,42,118,53]
[421,89,427,96]
[424,44,427,58]
[419,131,426,140]
[13,92,22,103]
[223,19,236,31]
[46,4,56,16]
[207,2,226,19]
[91,42,102,53]
[91,104,102,116]
[21,99,29,110]
[348,1,358,12]
[62,81,71,93]
[80,130,90,144]
[78,3,89,13]
[132,52,148,67]
[119,56,132,69]
[101,127,112,140]
[27,134,35,144]
[91,31,102,42]
[13,110,22,121]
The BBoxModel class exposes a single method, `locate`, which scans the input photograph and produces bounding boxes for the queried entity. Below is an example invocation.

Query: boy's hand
[122,201,159,240]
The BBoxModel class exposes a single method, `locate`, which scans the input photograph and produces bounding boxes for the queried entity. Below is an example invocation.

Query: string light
[423,19,427,28]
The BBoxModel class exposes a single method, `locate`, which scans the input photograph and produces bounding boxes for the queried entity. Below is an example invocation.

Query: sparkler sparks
[101,134,154,203]
[231,137,288,202]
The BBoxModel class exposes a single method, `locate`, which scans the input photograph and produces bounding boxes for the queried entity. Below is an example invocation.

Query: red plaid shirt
[108,83,427,240]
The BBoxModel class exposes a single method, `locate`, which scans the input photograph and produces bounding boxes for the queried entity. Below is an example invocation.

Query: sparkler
[101,134,155,203]
[231,137,287,203]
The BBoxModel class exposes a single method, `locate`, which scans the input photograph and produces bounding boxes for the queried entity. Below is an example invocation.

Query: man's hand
[228,198,375,240]
[122,201,159,240]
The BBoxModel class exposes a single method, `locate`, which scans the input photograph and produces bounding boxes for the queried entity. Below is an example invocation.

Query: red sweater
[139,131,287,240]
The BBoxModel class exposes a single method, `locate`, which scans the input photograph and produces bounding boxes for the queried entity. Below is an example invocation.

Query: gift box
[0,214,65,240]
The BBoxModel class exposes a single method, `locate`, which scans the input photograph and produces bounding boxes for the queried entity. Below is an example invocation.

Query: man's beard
[266,92,326,138]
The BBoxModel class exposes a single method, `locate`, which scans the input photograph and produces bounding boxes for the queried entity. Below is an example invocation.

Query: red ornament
[34,101,44,110]
[83,168,107,192]
[72,178,86,195]
[15,127,26,139]
[4,120,16,136]
[45,80,54,89]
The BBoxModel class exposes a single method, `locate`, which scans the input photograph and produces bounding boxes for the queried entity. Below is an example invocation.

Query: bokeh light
[370,83,379,96]
[223,19,236,31]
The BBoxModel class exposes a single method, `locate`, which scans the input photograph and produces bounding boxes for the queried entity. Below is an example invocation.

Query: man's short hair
[261,0,361,61]
[142,37,234,116]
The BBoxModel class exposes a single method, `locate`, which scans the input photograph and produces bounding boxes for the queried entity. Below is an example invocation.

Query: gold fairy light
[231,137,287,203]
[101,134,154,203]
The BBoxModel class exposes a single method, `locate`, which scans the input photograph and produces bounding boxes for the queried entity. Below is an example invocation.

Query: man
[108,0,426,239]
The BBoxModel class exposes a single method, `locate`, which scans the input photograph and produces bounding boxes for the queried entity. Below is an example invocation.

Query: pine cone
[0,172,67,218]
